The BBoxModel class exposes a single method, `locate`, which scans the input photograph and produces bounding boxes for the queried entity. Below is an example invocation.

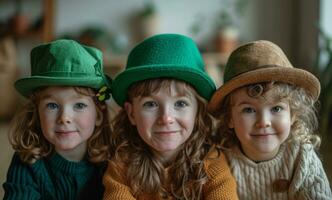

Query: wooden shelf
[2,0,55,42]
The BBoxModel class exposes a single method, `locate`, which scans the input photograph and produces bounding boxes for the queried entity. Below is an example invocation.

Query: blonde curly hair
[215,82,320,150]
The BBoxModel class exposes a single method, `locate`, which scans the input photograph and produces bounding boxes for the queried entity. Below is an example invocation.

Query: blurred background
[0,0,331,197]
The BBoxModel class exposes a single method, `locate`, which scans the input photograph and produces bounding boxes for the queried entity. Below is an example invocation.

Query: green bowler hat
[112,33,216,107]
[15,39,110,97]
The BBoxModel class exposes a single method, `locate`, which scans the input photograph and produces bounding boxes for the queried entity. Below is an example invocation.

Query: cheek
[134,113,154,134]
[77,112,98,131]
[279,116,292,134]
[178,111,197,133]
[38,110,54,130]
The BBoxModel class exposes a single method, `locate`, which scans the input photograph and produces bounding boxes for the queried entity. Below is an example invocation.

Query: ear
[124,102,136,125]
[95,108,104,126]
[290,113,296,126]
[228,118,234,129]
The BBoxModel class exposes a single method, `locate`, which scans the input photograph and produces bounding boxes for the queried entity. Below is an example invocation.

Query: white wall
[321,0,332,36]
[55,0,256,49]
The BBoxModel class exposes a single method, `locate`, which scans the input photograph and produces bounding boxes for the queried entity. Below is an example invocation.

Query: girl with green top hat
[103,33,238,200]
[208,40,332,199]
[3,39,112,200]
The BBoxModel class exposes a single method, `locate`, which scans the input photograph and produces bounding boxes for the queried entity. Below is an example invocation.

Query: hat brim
[112,65,216,107]
[208,66,320,111]
[15,76,104,97]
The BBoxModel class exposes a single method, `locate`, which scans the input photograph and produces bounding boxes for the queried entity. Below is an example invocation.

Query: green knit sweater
[3,153,105,200]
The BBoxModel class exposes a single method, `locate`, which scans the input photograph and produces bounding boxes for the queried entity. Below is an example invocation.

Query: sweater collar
[48,153,94,174]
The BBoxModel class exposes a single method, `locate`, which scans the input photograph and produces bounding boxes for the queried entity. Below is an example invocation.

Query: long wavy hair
[110,79,217,199]
[215,82,320,150]
[8,86,111,164]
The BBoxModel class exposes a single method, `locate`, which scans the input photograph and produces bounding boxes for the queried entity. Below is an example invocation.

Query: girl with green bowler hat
[3,39,112,200]
[103,33,238,200]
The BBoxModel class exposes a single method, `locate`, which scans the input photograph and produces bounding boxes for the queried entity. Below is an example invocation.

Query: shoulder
[7,153,45,173]
[204,148,230,178]
[4,153,46,186]
[288,142,332,198]
[286,141,319,165]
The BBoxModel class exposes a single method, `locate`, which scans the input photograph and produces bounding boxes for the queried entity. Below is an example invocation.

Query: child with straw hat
[209,40,332,199]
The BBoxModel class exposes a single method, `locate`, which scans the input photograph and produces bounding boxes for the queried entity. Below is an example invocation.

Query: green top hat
[112,33,216,107]
[15,39,111,97]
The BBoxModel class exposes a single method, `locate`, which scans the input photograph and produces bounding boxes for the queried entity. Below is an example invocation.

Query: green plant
[313,30,332,136]
[139,0,156,18]
[189,0,248,36]
[214,0,248,30]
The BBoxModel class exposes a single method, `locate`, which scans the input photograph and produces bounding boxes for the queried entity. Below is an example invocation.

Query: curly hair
[109,79,217,200]
[8,86,111,164]
[215,82,320,150]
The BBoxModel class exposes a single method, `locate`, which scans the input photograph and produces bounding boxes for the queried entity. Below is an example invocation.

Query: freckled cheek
[78,113,98,130]
[180,118,196,133]
[39,111,56,128]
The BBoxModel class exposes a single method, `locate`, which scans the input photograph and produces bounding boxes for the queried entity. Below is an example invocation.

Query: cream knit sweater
[225,141,332,200]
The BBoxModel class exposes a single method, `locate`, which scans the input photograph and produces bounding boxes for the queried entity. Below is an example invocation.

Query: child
[3,39,112,200]
[208,40,332,199]
[103,33,238,199]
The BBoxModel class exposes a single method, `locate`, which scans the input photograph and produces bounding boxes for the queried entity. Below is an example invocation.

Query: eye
[46,102,59,110]
[74,102,88,110]
[143,101,158,108]
[242,107,255,113]
[272,105,283,113]
[174,100,188,108]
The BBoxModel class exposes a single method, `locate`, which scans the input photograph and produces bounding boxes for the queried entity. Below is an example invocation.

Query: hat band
[32,71,101,78]
[225,64,286,83]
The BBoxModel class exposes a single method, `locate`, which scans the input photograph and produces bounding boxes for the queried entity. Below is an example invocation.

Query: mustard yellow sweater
[103,149,238,200]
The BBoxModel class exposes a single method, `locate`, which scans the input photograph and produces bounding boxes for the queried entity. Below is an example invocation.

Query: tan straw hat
[208,40,321,111]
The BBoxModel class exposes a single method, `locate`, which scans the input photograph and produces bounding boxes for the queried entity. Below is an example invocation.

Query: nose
[57,108,72,124]
[157,107,174,125]
[255,111,271,128]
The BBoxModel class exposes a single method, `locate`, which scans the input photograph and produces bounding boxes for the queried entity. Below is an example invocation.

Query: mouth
[251,133,275,137]
[154,131,178,135]
[55,130,78,134]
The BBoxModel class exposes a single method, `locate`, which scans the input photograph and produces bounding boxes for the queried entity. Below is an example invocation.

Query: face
[37,87,102,161]
[125,82,198,162]
[229,87,292,161]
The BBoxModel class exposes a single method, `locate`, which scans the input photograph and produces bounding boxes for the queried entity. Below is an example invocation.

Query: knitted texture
[103,149,238,200]
[3,153,104,200]
[225,141,332,200]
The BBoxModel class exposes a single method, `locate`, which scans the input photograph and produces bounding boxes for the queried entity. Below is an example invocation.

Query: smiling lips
[55,130,78,135]
[154,131,178,135]
[251,133,275,137]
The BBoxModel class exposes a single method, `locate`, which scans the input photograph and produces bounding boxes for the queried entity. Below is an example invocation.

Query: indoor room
[1,0,331,198]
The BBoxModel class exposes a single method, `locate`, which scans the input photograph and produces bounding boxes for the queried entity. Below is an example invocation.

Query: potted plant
[137,0,159,40]
[213,0,247,54]
[9,0,30,36]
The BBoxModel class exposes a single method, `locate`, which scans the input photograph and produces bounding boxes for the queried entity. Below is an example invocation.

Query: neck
[56,142,87,162]
[239,145,279,162]
[153,149,179,167]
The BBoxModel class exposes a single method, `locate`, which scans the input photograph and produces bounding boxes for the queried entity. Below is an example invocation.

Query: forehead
[36,86,90,100]
[131,79,196,98]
